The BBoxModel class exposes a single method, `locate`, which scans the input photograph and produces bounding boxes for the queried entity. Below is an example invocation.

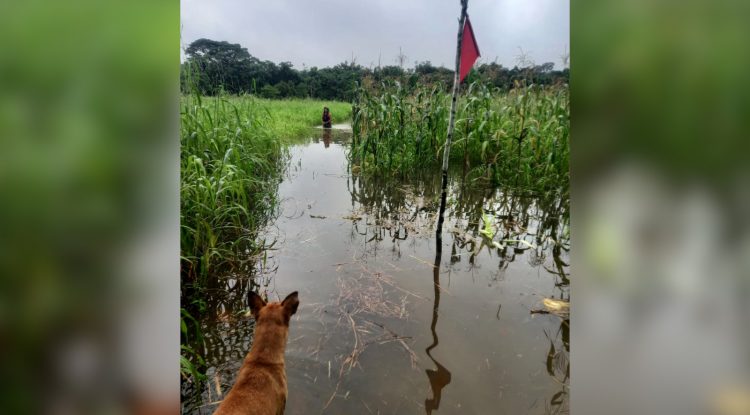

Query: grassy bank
[258,98,351,137]
[186,96,351,138]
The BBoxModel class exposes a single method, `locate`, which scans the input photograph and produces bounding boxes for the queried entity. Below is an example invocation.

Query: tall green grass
[255,98,350,137]
[181,94,283,286]
[351,81,569,195]
[181,94,350,284]
[180,92,350,384]
[194,96,351,137]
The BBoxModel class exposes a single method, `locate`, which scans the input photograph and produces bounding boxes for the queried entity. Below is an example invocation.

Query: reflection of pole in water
[425,170,452,414]
[424,223,452,414]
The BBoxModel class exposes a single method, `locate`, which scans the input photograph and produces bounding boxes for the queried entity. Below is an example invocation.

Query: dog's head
[247,291,299,326]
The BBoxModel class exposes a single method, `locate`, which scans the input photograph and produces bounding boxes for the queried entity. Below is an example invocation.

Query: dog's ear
[281,291,299,316]
[248,291,266,318]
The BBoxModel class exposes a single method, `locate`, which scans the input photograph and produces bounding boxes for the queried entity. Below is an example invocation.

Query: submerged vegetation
[351,81,569,195]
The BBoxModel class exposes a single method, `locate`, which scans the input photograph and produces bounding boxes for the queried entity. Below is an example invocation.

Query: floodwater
[182,127,570,414]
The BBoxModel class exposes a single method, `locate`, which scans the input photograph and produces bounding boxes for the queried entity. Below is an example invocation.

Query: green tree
[260,84,280,99]
[184,39,257,94]
[180,38,570,100]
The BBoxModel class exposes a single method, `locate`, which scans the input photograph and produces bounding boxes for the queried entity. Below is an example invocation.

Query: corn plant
[350,81,569,195]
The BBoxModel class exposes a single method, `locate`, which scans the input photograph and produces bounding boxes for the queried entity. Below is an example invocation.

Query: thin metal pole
[436,0,468,232]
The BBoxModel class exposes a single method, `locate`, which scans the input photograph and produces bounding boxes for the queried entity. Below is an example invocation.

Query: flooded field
[182,127,569,414]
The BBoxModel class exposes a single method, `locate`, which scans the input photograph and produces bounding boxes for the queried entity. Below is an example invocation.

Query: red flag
[459,16,481,82]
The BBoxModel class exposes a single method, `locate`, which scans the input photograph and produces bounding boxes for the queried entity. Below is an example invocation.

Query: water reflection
[345,169,570,287]
[322,128,331,148]
[425,199,452,414]
[182,129,570,414]
[541,316,569,414]
[312,126,350,148]
[346,160,570,413]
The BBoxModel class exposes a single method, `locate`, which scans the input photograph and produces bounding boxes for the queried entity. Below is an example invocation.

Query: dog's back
[214,363,287,415]
[214,291,299,415]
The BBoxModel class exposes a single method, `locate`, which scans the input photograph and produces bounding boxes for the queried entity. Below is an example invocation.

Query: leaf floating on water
[530,299,570,317]
[496,239,537,249]
[479,213,496,239]
[542,298,569,312]
[531,298,570,317]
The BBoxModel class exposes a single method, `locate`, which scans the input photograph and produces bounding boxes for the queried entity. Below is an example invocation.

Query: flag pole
[427,2,468,402]
[436,0,468,232]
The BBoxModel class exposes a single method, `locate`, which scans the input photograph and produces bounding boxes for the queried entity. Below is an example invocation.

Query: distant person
[322,107,332,128]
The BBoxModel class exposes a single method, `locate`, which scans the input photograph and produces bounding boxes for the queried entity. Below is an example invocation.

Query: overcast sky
[181,0,569,70]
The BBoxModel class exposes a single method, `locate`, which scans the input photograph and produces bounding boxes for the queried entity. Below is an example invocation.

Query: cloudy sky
[181,0,569,70]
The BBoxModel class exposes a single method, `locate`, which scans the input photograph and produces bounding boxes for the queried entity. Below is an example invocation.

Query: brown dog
[214,291,299,415]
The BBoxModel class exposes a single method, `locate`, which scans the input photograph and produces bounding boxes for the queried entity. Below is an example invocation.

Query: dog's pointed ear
[281,291,299,316]
[248,291,266,318]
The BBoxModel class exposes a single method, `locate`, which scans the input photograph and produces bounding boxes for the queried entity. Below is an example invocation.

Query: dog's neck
[246,321,288,365]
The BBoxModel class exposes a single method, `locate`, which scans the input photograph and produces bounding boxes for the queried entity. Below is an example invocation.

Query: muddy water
[183,127,569,414]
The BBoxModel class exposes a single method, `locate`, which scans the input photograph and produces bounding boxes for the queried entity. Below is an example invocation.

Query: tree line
[181,38,569,101]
